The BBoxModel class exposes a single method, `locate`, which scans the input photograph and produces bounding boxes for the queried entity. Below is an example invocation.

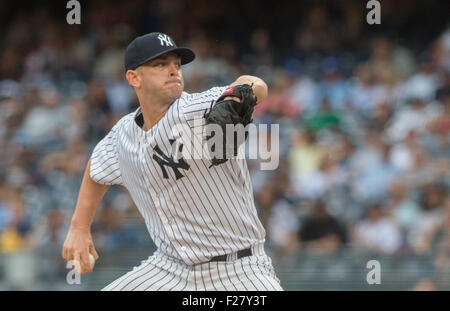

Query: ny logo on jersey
[153,139,190,180]
[157,34,174,47]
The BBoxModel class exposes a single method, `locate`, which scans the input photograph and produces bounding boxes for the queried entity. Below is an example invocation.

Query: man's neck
[139,102,171,131]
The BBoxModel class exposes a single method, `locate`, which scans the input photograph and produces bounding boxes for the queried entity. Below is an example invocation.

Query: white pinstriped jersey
[90,86,266,266]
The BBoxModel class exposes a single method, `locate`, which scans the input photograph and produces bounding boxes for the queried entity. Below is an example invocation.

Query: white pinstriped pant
[102,243,283,291]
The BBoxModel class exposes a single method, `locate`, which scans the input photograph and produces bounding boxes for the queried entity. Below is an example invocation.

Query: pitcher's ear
[126,69,141,88]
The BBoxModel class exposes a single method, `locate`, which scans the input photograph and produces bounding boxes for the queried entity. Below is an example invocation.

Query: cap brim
[130,47,196,70]
[171,47,196,65]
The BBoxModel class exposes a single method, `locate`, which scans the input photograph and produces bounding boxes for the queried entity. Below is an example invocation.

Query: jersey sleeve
[89,123,124,186]
[181,86,229,124]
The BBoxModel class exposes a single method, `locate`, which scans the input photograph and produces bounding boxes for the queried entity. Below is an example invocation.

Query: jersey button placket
[140,131,175,243]
[139,132,157,200]
[139,132,146,163]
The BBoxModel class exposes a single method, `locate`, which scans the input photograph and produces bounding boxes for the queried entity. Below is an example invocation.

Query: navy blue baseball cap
[124,32,195,71]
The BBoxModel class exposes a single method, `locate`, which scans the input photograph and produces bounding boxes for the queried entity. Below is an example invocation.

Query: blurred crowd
[0,0,449,289]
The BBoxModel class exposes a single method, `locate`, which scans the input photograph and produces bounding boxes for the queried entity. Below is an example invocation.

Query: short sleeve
[89,125,123,186]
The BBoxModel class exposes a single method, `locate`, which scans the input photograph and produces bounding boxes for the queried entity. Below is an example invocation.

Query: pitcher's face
[132,52,184,103]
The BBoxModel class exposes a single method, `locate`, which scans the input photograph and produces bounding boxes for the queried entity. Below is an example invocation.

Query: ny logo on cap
[157,34,174,47]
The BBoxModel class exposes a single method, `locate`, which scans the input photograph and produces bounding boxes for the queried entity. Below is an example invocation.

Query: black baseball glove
[204,84,258,166]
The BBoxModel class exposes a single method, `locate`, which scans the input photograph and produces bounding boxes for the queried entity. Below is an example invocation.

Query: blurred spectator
[254,184,277,231]
[0,188,32,253]
[30,208,67,251]
[93,32,124,80]
[390,130,422,173]
[315,57,349,111]
[408,183,446,254]
[298,200,348,254]
[85,78,115,141]
[65,97,89,143]
[91,204,136,251]
[364,37,415,82]
[371,100,394,132]
[387,97,441,143]
[434,195,450,282]
[241,28,274,71]
[353,203,402,254]
[400,53,440,103]
[301,98,342,133]
[386,180,421,234]
[267,196,300,262]
[182,31,237,90]
[38,141,87,210]
[403,143,449,189]
[105,69,135,115]
[428,84,450,136]
[17,85,71,149]
[294,5,339,53]
[286,62,317,113]
[352,142,399,201]
[296,151,348,200]
[289,130,326,199]
[289,130,324,176]
[349,63,387,113]
[0,46,23,80]
[253,70,300,121]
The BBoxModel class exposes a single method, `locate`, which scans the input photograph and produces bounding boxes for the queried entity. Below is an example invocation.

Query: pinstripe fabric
[91,86,281,290]
[102,244,283,291]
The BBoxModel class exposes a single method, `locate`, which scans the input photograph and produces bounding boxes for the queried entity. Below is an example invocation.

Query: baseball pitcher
[62,32,283,291]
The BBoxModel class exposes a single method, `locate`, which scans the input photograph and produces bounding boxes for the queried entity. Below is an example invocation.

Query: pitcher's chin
[167,85,183,100]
